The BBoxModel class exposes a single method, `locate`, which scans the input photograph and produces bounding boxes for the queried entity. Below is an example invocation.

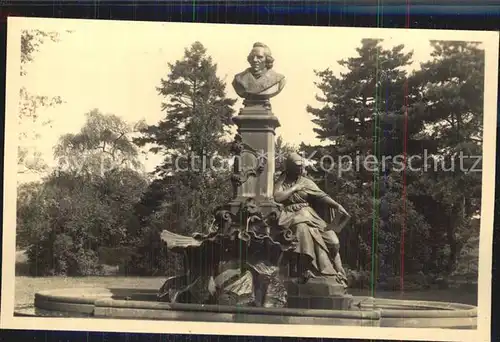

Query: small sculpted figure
[232,42,286,102]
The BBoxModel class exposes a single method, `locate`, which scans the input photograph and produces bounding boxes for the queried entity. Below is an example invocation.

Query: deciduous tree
[53,109,145,177]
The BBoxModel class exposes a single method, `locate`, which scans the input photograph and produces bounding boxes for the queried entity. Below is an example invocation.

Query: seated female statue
[273,152,351,286]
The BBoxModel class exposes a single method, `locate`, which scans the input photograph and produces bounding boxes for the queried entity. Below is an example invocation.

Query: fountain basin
[15,287,476,329]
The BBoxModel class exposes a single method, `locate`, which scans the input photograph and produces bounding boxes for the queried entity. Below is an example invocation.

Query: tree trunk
[429,245,437,273]
[446,216,458,273]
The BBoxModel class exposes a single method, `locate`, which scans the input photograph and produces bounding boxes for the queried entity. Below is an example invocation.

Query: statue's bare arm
[304,178,350,216]
[321,195,350,217]
[273,180,299,203]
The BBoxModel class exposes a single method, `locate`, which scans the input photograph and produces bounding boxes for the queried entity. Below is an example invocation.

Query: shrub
[18,169,148,276]
[121,224,183,276]
[25,234,103,276]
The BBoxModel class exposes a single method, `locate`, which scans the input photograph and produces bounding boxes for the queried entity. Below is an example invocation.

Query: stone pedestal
[227,102,281,216]
[285,278,354,310]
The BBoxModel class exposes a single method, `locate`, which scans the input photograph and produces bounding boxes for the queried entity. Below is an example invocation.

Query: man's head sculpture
[247,42,274,77]
[232,42,286,105]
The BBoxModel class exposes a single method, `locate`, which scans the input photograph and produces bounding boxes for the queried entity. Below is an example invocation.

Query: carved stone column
[227,101,280,216]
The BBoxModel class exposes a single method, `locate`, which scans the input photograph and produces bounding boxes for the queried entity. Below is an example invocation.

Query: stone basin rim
[33,287,477,319]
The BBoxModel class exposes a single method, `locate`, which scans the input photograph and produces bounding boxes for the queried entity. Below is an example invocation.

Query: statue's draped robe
[275,174,346,285]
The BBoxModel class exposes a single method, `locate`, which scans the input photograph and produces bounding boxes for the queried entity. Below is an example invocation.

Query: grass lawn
[15,276,166,309]
[14,250,167,309]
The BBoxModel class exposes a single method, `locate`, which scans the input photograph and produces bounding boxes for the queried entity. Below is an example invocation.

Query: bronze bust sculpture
[232,42,286,104]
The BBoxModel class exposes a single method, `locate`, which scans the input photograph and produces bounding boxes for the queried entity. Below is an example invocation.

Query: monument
[157,42,354,310]
[21,42,478,329]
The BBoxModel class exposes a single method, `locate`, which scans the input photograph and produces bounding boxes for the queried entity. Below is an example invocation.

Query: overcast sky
[11,18,484,183]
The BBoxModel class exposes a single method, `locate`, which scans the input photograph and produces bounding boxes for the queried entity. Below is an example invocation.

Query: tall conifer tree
[305,39,430,277]
[128,42,236,275]
[409,41,484,273]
